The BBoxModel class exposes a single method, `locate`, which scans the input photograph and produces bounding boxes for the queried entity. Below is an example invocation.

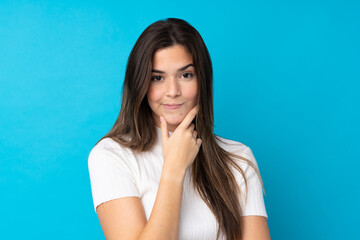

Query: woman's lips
[163,104,183,110]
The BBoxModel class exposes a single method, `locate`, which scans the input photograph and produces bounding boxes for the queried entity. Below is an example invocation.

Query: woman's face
[147,44,198,132]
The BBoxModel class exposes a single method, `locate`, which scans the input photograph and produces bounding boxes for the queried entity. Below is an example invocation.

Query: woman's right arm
[96,173,185,240]
[97,171,186,240]
[96,107,201,240]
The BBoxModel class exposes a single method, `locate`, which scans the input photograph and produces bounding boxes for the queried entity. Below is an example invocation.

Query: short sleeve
[235,146,268,218]
[88,139,140,212]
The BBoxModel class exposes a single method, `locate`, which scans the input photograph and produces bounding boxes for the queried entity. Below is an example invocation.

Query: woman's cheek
[147,86,161,104]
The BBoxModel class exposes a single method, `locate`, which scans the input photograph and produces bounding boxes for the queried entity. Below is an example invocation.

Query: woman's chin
[164,117,184,128]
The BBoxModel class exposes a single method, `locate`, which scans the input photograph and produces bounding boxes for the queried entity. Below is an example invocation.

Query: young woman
[88,18,270,240]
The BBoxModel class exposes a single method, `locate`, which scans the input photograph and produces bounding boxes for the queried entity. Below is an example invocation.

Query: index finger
[178,105,199,129]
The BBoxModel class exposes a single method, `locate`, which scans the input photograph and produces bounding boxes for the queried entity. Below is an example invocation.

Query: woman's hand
[160,106,202,177]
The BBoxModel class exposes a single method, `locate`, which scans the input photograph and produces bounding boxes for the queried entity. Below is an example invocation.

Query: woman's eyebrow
[152,63,194,73]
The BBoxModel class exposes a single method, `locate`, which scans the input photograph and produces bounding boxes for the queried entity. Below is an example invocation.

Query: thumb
[159,116,169,145]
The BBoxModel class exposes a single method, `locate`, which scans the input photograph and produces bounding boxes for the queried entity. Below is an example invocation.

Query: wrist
[161,164,186,184]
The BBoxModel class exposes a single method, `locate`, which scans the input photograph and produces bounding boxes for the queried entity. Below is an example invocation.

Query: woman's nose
[165,78,181,97]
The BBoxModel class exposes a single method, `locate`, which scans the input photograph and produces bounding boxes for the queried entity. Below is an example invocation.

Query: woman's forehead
[152,45,193,71]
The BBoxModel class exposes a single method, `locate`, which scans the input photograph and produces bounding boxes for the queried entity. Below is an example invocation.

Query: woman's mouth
[163,104,183,110]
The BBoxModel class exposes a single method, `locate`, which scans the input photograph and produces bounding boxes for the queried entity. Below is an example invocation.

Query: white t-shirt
[88,127,267,239]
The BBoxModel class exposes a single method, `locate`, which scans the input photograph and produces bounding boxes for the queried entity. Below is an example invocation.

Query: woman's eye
[151,76,163,81]
[182,72,193,79]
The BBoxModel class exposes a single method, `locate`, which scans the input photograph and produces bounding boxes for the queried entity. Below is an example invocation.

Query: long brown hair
[98,18,263,240]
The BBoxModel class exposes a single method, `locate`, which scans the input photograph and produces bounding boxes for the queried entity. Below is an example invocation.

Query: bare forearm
[138,169,185,240]
[138,109,200,240]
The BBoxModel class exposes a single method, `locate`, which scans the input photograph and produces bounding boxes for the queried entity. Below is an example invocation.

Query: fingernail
[159,117,163,123]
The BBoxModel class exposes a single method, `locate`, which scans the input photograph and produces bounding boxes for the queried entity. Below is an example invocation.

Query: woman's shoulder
[92,137,121,150]
[214,135,260,173]
[91,137,133,153]
[88,137,136,167]
[215,135,253,158]
[88,138,141,211]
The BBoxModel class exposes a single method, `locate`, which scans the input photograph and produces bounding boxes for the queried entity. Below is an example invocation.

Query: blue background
[1,0,359,239]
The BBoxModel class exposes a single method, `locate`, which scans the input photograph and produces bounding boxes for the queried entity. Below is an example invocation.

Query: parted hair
[98,18,263,240]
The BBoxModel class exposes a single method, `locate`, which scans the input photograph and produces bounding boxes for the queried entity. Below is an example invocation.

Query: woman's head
[122,18,214,137]
[147,44,198,131]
